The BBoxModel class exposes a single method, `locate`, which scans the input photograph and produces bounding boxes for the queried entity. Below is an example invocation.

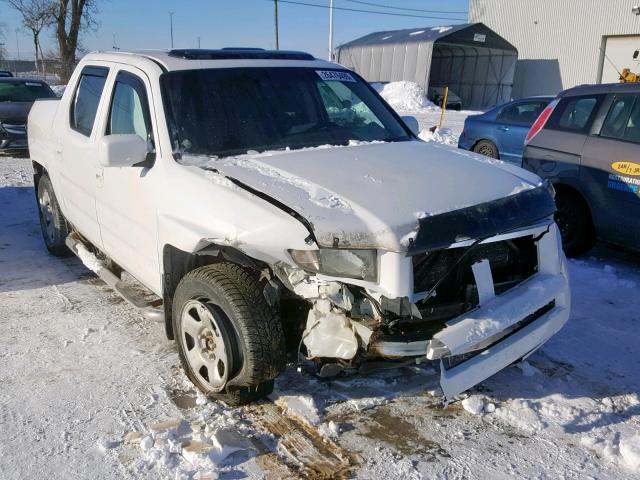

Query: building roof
[338,23,472,49]
[336,22,517,53]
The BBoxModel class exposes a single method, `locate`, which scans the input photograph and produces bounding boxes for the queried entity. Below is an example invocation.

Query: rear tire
[554,189,595,257]
[36,174,70,257]
[172,263,286,405]
[473,140,499,159]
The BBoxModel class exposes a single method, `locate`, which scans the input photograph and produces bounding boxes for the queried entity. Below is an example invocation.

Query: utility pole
[15,28,20,76]
[15,28,20,60]
[328,0,334,61]
[274,0,279,50]
[169,12,175,48]
[197,36,201,48]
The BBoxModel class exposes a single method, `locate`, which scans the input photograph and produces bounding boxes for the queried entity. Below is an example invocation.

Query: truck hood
[187,140,544,252]
[0,102,32,124]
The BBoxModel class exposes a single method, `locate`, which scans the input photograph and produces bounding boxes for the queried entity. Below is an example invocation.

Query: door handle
[95,169,104,188]
[498,126,510,132]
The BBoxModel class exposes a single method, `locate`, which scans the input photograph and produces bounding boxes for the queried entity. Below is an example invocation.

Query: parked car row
[458,82,640,257]
[0,77,56,153]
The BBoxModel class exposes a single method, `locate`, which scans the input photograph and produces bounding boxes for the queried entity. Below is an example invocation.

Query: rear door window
[600,95,636,139]
[622,98,640,144]
[497,101,548,126]
[70,66,109,136]
[548,95,603,133]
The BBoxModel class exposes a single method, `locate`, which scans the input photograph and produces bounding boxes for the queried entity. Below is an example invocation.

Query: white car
[28,49,570,405]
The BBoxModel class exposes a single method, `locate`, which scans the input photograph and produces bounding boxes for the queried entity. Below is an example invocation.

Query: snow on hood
[182,140,541,252]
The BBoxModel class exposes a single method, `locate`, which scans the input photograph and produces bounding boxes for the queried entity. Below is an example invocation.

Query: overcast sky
[1,0,469,60]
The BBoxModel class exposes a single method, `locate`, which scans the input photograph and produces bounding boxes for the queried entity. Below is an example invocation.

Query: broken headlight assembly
[289,248,378,281]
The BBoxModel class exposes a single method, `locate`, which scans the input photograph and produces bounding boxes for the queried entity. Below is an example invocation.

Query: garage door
[600,35,640,84]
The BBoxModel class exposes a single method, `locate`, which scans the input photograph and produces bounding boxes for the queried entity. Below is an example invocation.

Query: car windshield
[0,81,55,102]
[161,67,411,158]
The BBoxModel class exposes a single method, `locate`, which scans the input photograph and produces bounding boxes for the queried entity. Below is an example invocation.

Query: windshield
[0,81,55,102]
[161,67,411,158]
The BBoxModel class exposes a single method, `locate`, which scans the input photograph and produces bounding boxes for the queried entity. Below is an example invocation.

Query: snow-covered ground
[1,83,639,479]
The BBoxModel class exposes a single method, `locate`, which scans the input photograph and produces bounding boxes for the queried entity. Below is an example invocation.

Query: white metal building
[469,0,640,98]
[335,23,518,109]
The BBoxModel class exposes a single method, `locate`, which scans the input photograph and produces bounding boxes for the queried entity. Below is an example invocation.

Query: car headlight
[289,248,378,281]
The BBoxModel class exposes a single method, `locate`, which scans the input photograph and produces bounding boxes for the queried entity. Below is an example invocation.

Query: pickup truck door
[94,67,161,293]
[58,66,110,247]
[580,93,640,249]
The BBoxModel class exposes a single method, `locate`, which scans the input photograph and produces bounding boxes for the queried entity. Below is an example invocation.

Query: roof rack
[167,49,315,61]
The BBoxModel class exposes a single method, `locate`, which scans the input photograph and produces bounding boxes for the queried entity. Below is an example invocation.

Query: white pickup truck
[28,49,570,405]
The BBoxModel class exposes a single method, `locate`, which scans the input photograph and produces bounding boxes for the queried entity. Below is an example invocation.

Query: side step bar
[65,232,164,321]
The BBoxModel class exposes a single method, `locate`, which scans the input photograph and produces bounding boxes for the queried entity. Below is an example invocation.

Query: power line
[268,0,467,21]
[344,0,467,15]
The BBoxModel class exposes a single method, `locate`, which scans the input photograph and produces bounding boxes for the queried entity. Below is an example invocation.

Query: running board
[65,232,164,322]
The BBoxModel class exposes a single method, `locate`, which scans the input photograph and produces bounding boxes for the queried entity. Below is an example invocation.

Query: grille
[412,236,538,300]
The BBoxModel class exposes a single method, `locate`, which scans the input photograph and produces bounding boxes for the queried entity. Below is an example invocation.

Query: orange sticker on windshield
[611,162,640,176]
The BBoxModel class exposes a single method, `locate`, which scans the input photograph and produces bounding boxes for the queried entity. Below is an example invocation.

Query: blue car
[458,97,554,164]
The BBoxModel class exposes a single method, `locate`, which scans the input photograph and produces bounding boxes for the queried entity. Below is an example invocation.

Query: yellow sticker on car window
[611,162,640,176]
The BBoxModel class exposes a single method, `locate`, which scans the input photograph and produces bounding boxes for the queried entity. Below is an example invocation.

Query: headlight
[289,248,378,281]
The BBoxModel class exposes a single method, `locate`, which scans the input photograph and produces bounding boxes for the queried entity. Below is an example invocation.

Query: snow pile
[418,126,458,145]
[272,394,322,426]
[461,395,496,415]
[619,435,640,471]
[372,81,438,112]
[51,85,66,97]
[75,242,103,273]
[104,414,256,478]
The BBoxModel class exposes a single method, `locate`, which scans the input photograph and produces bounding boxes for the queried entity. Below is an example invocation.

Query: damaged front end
[272,184,570,400]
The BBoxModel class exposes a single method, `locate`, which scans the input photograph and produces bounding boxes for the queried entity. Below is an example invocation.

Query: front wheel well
[161,243,269,339]
[32,161,45,184]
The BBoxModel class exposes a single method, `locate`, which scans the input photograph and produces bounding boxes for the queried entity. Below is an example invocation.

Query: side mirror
[99,134,149,168]
[634,49,639,60]
[401,115,420,135]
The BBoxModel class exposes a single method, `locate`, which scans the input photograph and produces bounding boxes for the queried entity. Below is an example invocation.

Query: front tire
[554,189,595,257]
[473,140,499,159]
[172,263,286,405]
[36,174,70,256]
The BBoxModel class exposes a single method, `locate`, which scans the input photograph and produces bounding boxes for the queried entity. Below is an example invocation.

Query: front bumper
[369,222,570,399]
[0,123,28,151]
[439,293,568,399]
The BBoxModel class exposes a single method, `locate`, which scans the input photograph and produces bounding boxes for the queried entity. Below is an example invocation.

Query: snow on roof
[337,23,472,49]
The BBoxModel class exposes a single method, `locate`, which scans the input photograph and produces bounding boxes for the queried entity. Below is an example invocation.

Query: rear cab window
[546,94,605,133]
[70,66,109,136]
[599,93,640,144]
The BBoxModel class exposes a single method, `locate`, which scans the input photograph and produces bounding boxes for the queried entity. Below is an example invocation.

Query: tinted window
[601,95,636,140]
[107,72,152,141]
[71,67,108,136]
[622,98,640,144]
[549,96,601,132]
[161,68,410,158]
[497,101,548,125]
[0,81,55,102]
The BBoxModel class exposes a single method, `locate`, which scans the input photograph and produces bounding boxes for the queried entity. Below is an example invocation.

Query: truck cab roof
[82,48,340,72]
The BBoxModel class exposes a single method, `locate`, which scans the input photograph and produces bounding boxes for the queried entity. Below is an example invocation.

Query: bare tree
[4,0,56,75]
[52,0,98,83]
[0,23,7,62]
